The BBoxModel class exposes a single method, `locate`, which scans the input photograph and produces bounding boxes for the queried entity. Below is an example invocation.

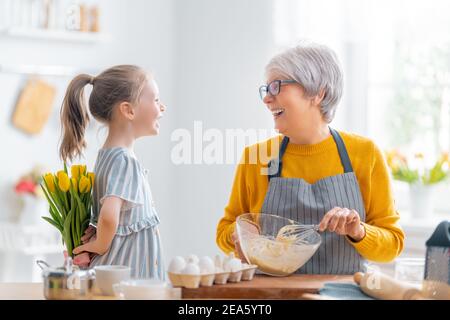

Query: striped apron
[261,128,367,274]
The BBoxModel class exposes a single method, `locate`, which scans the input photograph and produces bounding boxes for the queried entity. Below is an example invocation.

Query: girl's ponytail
[59,74,93,163]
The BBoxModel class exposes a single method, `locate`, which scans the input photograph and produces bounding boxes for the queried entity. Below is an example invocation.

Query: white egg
[223,255,242,273]
[215,266,224,273]
[223,253,231,264]
[168,256,186,274]
[185,254,199,265]
[214,255,223,268]
[198,256,215,274]
[181,262,200,275]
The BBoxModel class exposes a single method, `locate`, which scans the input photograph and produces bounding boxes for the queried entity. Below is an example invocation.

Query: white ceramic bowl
[113,279,171,300]
[94,265,131,296]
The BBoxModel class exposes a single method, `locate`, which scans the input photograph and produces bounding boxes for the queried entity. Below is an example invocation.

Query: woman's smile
[270,108,284,119]
[270,107,285,119]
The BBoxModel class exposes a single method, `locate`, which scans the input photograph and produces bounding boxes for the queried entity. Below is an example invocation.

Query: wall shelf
[0,27,111,44]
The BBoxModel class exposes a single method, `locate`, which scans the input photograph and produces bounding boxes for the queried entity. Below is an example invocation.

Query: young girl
[59,65,166,279]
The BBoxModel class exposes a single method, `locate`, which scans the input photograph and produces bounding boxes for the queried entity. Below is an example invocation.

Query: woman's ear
[118,102,135,120]
[312,89,326,107]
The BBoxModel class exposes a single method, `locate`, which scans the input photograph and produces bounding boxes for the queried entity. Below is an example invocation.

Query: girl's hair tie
[89,76,95,85]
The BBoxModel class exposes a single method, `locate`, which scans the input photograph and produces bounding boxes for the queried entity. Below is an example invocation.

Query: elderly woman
[216,42,404,274]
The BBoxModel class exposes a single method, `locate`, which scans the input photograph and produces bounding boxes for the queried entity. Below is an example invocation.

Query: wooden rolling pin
[354,272,426,300]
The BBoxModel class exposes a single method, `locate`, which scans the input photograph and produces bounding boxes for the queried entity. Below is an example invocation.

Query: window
[274,0,450,217]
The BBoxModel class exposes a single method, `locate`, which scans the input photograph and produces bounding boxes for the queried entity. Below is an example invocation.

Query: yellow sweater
[216,131,404,263]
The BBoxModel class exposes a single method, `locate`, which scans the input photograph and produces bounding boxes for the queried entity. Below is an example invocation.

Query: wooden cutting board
[182,274,354,299]
[12,78,56,135]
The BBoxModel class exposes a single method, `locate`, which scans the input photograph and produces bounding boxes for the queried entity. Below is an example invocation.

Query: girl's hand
[63,250,93,268]
[73,252,91,268]
[81,225,96,244]
[73,197,121,257]
[318,207,366,242]
[73,239,107,256]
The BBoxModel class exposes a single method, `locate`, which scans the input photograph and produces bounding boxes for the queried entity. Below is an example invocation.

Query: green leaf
[73,191,87,222]
[392,165,420,184]
[81,219,91,233]
[63,210,73,257]
[424,161,448,185]
[48,207,63,229]
[85,193,92,215]
[70,208,78,248]
[42,179,62,213]
[70,184,76,209]
[48,178,67,220]
[40,183,63,226]
[54,176,69,213]
[75,206,81,247]
[42,216,63,234]
[63,191,70,214]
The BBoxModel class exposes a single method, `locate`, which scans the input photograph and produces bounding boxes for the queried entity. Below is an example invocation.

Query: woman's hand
[232,231,248,263]
[232,220,260,263]
[318,207,366,242]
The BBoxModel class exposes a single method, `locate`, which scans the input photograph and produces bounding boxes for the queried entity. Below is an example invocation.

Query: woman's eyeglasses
[259,79,297,100]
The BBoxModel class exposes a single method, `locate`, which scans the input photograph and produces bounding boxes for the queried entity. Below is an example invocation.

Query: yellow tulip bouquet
[40,164,95,257]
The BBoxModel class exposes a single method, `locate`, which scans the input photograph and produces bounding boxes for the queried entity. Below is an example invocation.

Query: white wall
[167,0,276,259]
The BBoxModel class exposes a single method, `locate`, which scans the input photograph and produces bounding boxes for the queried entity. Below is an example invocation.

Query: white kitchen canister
[19,194,49,226]
[408,183,435,218]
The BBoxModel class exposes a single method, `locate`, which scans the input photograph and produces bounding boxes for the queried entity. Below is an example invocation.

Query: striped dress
[88,147,165,280]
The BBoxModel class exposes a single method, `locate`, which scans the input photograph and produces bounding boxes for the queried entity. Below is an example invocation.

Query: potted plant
[385,150,450,218]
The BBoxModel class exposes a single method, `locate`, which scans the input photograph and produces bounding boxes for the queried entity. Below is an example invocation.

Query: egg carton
[168,265,258,289]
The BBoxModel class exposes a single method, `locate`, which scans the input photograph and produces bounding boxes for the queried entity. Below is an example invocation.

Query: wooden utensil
[12,78,56,135]
[182,274,353,299]
[354,272,426,300]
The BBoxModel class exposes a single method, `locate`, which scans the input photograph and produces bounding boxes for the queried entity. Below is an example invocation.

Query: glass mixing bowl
[236,213,321,276]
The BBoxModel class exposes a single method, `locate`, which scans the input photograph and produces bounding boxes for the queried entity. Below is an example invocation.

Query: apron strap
[268,136,289,179]
[329,128,353,173]
[268,127,353,180]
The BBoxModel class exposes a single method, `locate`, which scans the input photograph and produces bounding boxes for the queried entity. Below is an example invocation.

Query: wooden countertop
[182,274,354,299]
[0,282,117,300]
[0,275,354,300]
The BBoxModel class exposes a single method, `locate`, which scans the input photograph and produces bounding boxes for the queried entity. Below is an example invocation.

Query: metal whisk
[276,224,320,244]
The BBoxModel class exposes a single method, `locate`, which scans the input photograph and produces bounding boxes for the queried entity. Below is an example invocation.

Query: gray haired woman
[216,41,404,274]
